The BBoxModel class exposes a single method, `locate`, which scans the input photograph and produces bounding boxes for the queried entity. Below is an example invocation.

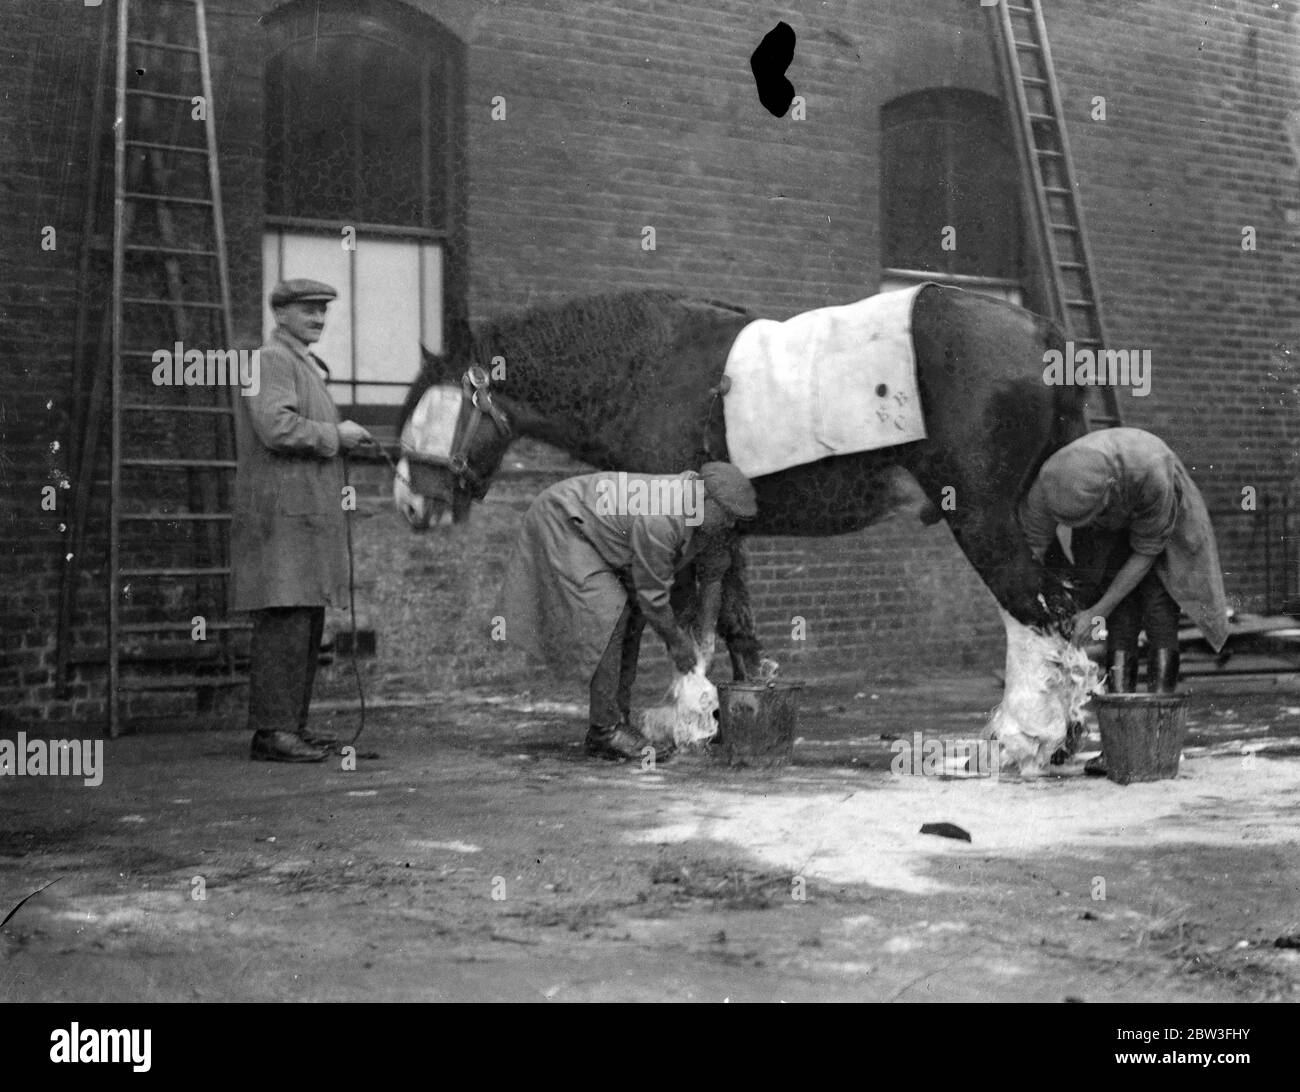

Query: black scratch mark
[0,877,62,931]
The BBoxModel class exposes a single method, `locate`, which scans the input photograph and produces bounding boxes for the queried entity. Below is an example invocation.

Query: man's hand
[1068,608,1098,646]
[641,601,699,674]
[338,420,373,451]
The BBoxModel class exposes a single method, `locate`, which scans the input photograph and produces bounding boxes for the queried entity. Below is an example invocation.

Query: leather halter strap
[446,366,512,496]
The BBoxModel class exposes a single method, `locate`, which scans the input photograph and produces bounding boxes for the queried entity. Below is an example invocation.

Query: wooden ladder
[986,0,1123,430]
[57,0,246,735]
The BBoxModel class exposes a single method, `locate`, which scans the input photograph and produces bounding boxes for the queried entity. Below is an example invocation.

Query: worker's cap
[1037,444,1116,523]
[700,461,758,519]
[269,278,338,308]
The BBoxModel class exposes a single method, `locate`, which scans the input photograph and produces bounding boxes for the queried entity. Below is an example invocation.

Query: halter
[446,365,512,498]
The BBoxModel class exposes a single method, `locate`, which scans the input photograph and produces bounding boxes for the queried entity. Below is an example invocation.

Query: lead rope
[341,452,366,750]
[338,437,418,752]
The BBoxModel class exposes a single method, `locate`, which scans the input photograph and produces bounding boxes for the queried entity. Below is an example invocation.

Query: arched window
[880,89,1024,303]
[262,0,466,422]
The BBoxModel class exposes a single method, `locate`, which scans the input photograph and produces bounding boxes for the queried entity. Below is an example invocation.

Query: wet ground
[3,671,1298,1002]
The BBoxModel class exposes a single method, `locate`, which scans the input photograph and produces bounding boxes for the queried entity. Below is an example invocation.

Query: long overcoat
[1021,428,1230,651]
[497,471,726,681]
[230,329,350,611]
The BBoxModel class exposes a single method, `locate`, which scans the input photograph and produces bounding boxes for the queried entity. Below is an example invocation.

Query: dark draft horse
[395,285,1086,680]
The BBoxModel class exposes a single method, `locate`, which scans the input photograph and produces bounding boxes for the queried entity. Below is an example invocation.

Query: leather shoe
[1084,752,1108,777]
[250,730,328,763]
[301,731,341,750]
[585,723,672,762]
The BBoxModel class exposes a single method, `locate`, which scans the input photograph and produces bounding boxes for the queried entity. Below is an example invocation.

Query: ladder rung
[121,403,234,414]
[119,512,232,522]
[119,567,233,577]
[1006,4,1036,12]
[1065,299,1096,309]
[1027,112,1055,123]
[126,89,200,102]
[123,192,214,206]
[1072,338,1103,347]
[126,38,201,54]
[1059,261,1086,269]
[125,243,217,256]
[116,674,248,692]
[1013,40,1042,51]
[1044,186,1072,195]
[1036,148,1064,158]
[1050,223,1079,233]
[120,458,238,468]
[126,139,208,155]
[1089,417,1124,429]
[1021,76,1048,86]
[121,349,234,360]
[120,621,250,634]
[122,297,224,308]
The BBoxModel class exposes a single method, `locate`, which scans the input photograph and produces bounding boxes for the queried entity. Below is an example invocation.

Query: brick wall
[2,0,1297,728]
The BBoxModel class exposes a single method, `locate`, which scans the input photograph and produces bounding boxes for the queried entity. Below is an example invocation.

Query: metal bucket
[1093,693,1188,784]
[715,680,805,767]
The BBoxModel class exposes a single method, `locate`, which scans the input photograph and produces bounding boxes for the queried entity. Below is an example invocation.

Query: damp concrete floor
[2,672,1299,1003]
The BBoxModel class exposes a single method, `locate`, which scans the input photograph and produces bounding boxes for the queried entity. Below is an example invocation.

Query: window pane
[881,90,1022,280]
[262,231,353,382]
[351,383,411,405]
[355,238,423,385]
[420,243,443,355]
[267,35,426,226]
[264,231,439,401]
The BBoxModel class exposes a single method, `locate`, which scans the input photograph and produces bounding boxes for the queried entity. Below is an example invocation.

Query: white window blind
[262,229,443,406]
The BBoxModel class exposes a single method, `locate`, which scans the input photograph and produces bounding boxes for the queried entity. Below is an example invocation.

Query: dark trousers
[1071,528,1179,660]
[247,606,325,737]
[589,598,647,728]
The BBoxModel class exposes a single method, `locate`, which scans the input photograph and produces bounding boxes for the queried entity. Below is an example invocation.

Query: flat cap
[700,461,758,519]
[269,278,338,308]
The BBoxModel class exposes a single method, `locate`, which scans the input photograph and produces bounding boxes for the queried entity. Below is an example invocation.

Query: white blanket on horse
[721,285,927,479]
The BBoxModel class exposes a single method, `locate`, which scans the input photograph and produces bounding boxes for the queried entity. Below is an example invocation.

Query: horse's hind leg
[718,541,763,681]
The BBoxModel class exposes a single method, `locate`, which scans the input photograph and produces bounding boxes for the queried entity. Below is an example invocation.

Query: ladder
[57,0,247,736]
[986,0,1122,429]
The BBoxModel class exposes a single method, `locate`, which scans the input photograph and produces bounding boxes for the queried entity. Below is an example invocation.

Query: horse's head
[394,346,514,531]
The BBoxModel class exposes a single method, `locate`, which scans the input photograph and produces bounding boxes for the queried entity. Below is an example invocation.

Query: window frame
[262,0,467,429]
[879,87,1024,294]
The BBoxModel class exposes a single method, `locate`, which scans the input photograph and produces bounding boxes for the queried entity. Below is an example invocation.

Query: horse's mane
[472,288,681,398]
[399,288,753,429]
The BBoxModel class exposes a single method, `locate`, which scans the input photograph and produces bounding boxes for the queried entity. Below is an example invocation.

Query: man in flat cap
[231,279,374,762]
[498,462,758,760]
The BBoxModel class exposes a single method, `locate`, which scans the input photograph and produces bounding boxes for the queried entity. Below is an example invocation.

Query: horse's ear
[418,343,449,382]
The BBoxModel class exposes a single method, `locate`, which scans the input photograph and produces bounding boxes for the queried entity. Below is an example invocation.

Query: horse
[394,285,1087,680]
